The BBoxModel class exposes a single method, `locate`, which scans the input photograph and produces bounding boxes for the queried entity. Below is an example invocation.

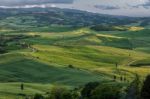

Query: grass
[0,83,53,99]
[128,26,144,31]
[17,28,133,50]
[129,58,150,66]
[0,52,108,86]
[0,26,150,98]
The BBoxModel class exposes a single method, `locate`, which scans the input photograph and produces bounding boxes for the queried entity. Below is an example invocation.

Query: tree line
[20,74,150,99]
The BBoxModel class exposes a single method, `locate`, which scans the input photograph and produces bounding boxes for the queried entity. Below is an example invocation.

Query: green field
[0,24,150,98]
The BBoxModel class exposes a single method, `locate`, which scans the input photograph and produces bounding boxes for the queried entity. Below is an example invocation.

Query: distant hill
[0,7,142,28]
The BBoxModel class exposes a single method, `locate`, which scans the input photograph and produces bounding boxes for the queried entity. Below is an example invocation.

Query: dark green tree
[113,75,117,81]
[33,94,44,99]
[21,83,24,91]
[81,82,100,99]
[126,74,141,99]
[141,75,150,99]
[91,84,121,99]
[49,86,73,99]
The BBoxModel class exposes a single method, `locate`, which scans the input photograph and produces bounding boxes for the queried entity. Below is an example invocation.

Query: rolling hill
[0,8,150,99]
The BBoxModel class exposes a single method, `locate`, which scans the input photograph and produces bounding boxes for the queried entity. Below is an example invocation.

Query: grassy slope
[0,27,150,98]
[113,29,150,52]
[0,83,53,99]
[0,53,108,86]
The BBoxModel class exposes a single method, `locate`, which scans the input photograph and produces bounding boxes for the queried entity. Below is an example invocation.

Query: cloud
[141,0,150,9]
[131,0,150,9]
[0,0,149,17]
[0,4,57,9]
[0,0,74,6]
[94,5,120,10]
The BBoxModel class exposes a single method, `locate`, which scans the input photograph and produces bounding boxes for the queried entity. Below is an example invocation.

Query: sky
[0,0,150,17]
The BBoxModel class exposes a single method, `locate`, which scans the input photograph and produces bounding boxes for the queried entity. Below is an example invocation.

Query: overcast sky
[0,0,150,17]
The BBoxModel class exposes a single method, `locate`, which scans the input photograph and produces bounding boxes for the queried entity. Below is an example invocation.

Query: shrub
[0,47,6,54]
[68,64,74,69]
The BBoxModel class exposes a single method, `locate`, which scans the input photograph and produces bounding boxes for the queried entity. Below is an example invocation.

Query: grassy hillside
[0,53,108,86]
[0,8,140,27]
[0,23,150,98]
[0,83,52,99]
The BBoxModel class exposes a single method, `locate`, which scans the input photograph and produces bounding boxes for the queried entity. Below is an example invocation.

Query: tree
[141,75,150,99]
[91,84,121,99]
[113,75,117,81]
[124,77,127,82]
[21,83,24,91]
[120,76,123,81]
[49,86,73,99]
[71,90,80,99]
[115,63,118,69]
[33,94,44,99]
[81,82,100,99]
[0,47,6,54]
[126,74,141,99]
[68,64,74,69]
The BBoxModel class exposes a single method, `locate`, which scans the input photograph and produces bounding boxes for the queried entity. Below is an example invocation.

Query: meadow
[0,25,150,98]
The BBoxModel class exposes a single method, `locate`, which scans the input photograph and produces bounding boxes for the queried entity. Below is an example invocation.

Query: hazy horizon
[0,0,150,17]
